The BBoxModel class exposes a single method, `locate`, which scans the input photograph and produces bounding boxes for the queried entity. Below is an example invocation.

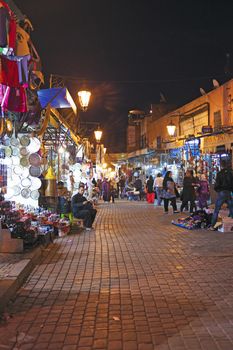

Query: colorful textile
[0,1,16,49]
[146,192,155,203]
[0,55,30,87]
[0,55,19,87]
[0,83,27,112]
[172,210,212,230]
[16,25,30,56]
[0,7,8,47]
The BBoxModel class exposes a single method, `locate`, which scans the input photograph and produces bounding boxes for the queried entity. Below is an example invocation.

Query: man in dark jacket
[72,185,97,230]
[210,160,233,230]
[134,177,143,200]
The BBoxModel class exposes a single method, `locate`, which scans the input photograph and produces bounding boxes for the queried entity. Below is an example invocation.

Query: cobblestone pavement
[1,201,233,349]
[0,254,24,279]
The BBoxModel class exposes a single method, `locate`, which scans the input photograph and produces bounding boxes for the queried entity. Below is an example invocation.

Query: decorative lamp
[78,90,91,111]
[94,127,103,143]
[167,120,176,137]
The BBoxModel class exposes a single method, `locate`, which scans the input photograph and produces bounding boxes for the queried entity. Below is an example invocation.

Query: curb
[0,245,43,314]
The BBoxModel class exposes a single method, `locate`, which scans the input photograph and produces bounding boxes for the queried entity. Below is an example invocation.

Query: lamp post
[78,90,91,111]
[94,127,103,179]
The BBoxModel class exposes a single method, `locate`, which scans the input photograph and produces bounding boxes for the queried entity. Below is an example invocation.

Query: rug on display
[172,210,213,230]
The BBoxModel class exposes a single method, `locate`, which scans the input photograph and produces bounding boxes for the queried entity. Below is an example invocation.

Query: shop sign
[202,125,213,134]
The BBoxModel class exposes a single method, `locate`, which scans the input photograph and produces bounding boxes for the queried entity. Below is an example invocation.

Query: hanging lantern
[78,90,91,111]
[167,120,176,137]
[94,128,103,143]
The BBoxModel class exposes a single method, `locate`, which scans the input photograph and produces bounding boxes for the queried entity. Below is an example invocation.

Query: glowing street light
[94,127,103,143]
[167,120,176,137]
[78,90,91,111]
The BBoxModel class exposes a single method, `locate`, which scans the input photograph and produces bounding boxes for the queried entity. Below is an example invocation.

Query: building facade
[125,79,233,186]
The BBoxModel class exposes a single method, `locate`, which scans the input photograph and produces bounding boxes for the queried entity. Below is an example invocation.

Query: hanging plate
[20,156,29,167]
[12,185,21,196]
[5,146,12,157]
[27,137,41,153]
[2,138,10,146]
[30,177,42,190]
[21,167,29,177]
[21,188,31,199]
[29,166,42,177]
[29,153,41,166]
[21,177,32,188]
[10,137,19,147]
[20,147,29,156]
[20,135,31,147]
[11,147,19,157]
[31,190,40,200]
[13,165,23,176]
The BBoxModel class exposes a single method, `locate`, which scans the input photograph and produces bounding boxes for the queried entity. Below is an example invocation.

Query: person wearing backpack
[210,160,233,230]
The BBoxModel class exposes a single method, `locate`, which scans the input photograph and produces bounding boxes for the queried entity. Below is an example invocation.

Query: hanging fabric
[0,1,16,49]
[15,25,30,56]
[0,83,27,112]
[0,54,30,87]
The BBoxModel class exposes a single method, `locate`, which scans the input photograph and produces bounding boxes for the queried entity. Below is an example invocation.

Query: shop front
[0,90,93,251]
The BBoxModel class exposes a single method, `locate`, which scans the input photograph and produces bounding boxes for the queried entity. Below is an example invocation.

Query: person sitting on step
[71,185,97,231]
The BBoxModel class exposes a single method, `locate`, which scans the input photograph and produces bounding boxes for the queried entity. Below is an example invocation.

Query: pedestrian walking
[119,176,125,199]
[197,174,210,209]
[134,176,143,200]
[109,179,116,203]
[102,177,110,202]
[180,170,197,213]
[162,171,179,214]
[210,160,233,230]
[153,173,164,205]
[146,175,155,203]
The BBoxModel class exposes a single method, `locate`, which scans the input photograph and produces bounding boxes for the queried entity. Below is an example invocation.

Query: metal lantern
[167,120,176,137]
[78,90,91,111]
[94,128,103,143]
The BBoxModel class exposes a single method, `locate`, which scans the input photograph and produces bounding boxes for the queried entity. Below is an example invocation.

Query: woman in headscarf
[180,169,197,213]
[162,171,179,214]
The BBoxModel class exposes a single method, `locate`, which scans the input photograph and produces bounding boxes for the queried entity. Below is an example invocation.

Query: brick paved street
[1,201,233,349]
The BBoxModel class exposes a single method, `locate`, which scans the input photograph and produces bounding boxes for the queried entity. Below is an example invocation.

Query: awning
[127,148,149,159]
[37,88,77,115]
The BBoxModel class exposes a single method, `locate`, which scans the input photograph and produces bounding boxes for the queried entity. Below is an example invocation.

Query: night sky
[17,0,233,152]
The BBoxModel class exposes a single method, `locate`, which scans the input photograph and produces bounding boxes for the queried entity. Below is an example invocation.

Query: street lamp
[167,120,176,137]
[94,127,103,143]
[94,127,103,179]
[78,90,91,111]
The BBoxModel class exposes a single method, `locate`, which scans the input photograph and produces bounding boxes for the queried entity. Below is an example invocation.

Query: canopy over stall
[37,88,77,115]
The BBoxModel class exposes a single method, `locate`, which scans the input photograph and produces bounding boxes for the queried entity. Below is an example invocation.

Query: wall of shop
[146,79,233,151]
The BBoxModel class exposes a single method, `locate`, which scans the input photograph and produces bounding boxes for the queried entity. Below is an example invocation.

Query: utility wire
[50,73,228,84]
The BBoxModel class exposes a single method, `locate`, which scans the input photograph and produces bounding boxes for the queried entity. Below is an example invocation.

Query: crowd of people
[55,160,233,232]
[117,160,233,230]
